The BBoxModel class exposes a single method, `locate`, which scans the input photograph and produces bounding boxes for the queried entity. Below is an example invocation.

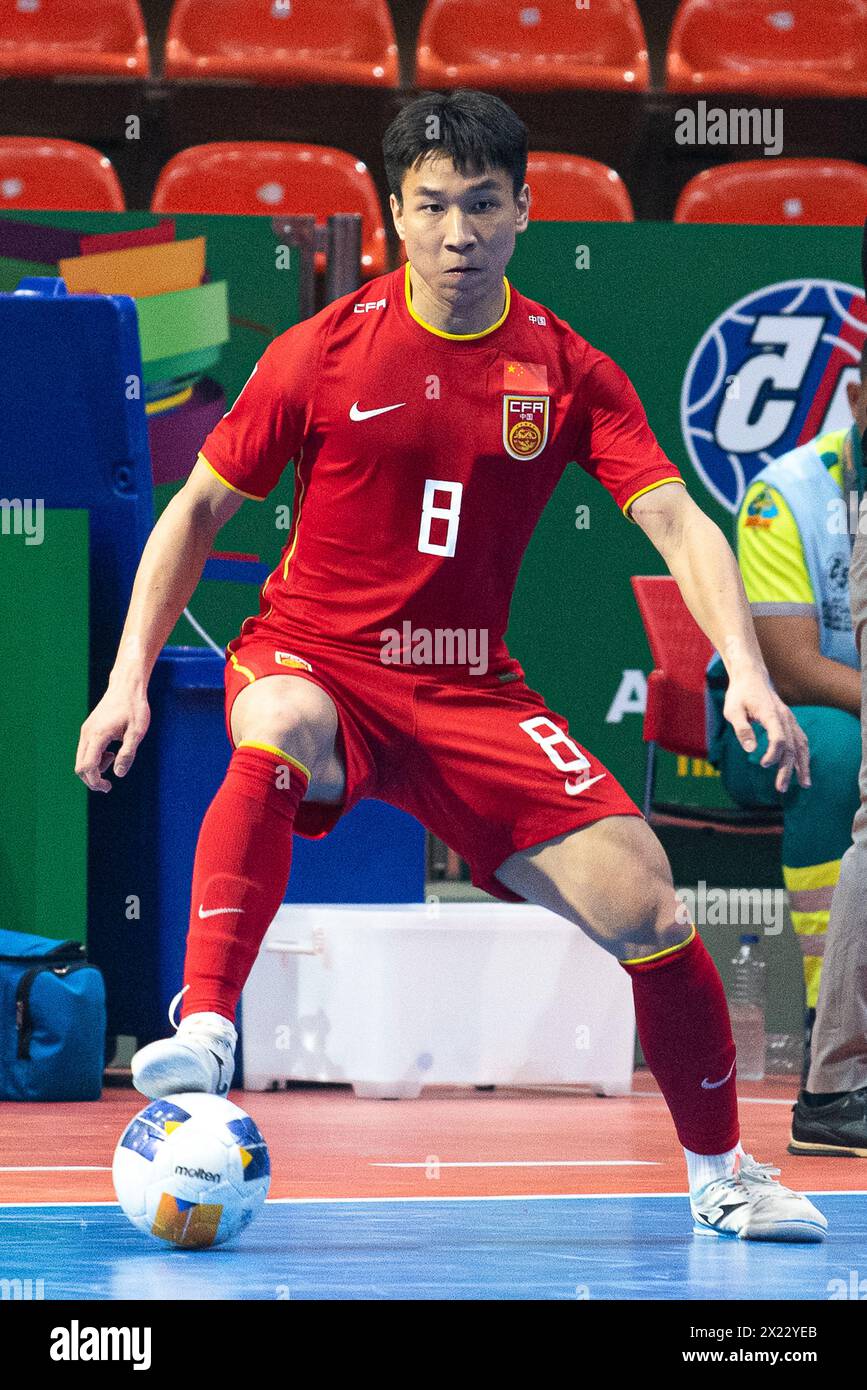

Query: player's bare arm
[75,458,244,793]
[630,480,811,795]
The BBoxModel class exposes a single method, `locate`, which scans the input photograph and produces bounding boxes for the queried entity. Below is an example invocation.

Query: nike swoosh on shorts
[564,773,607,797]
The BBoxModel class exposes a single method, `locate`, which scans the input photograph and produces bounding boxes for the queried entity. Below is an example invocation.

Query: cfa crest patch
[275,651,312,671]
[503,395,549,460]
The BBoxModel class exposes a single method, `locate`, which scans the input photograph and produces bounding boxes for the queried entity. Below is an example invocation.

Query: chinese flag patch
[502,361,548,392]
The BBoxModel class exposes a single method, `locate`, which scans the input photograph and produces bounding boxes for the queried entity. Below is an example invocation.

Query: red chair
[0,0,149,78]
[165,0,398,86]
[416,0,649,92]
[674,159,867,226]
[526,153,634,221]
[152,142,387,276]
[0,138,126,211]
[631,575,782,834]
[666,0,867,97]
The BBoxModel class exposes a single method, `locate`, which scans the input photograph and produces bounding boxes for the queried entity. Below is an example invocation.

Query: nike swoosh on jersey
[701,1059,736,1090]
[198,905,246,919]
[564,773,607,797]
[349,400,406,421]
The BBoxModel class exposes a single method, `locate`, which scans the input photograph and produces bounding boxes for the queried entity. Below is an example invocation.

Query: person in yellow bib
[706,350,867,1111]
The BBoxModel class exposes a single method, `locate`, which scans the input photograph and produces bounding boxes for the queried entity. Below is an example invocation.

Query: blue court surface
[1,1193,863,1300]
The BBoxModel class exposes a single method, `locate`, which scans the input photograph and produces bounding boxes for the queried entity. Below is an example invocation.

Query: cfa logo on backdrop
[681,279,867,514]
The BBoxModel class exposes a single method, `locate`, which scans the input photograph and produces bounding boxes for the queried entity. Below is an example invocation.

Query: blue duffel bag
[0,930,106,1100]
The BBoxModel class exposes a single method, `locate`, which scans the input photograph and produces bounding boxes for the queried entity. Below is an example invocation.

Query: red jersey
[199,263,683,669]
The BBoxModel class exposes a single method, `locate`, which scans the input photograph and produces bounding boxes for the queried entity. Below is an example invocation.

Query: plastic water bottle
[729,934,766,1081]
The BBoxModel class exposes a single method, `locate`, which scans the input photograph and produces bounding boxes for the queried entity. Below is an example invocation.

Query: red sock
[180,742,310,1022]
[621,928,739,1154]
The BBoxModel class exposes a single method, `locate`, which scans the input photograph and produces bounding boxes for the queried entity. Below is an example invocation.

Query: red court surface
[0,1071,857,1206]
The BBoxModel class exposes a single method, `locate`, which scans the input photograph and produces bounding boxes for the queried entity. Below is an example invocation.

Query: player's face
[391,156,530,305]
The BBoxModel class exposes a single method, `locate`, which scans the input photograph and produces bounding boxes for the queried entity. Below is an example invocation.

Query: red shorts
[223,622,643,903]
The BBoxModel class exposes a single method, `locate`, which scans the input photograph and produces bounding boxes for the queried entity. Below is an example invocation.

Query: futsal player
[76,90,826,1241]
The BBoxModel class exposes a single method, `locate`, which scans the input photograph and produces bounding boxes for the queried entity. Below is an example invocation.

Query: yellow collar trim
[404,261,510,340]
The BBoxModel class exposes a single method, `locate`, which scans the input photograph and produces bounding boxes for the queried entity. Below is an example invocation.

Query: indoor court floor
[2,1073,863,1301]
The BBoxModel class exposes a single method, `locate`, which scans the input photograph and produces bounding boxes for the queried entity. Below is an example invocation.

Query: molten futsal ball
[112,1093,270,1248]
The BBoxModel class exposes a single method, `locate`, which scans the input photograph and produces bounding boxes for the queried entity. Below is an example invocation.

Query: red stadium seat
[415,0,649,92]
[526,153,634,221]
[630,575,782,834]
[674,159,867,226]
[666,0,867,97]
[0,0,149,78]
[0,138,126,211]
[165,0,398,86]
[152,142,387,276]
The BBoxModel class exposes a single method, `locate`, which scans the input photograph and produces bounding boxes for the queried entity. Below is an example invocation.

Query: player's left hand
[723,665,811,794]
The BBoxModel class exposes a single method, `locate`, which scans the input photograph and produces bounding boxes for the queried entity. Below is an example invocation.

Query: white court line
[371,1160,659,1169]
[736,1097,798,1106]
[0,1201,139,1209]
[1,1189,864,1209]
[630,1090,796,1106]
[0,1166,112,1172]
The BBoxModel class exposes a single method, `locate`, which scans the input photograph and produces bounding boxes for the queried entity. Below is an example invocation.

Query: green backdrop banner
[0,510,89,943]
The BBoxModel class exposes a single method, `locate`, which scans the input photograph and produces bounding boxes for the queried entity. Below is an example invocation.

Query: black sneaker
[789,1085,867,1157]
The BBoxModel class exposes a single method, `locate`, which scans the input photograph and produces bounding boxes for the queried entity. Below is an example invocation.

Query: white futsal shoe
[131,987,237,1100]
[691,1153,827,1242]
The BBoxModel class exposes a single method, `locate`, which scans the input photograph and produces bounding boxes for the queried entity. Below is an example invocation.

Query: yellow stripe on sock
[803,956,823,1010]
[783,861,836,1010]
[782,859,841,892]
[621,922,696,966]
[789,909,830,942]
[786,870,830,1007]
[237,740,311,782]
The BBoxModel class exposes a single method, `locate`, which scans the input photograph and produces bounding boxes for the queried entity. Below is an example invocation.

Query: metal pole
[271,214,316,322]
[324,212,363,303]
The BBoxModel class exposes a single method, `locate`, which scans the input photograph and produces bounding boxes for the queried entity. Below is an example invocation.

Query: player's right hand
[75,686,151,793]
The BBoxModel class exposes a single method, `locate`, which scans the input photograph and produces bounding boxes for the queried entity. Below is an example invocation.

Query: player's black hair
[383,89,528,208]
